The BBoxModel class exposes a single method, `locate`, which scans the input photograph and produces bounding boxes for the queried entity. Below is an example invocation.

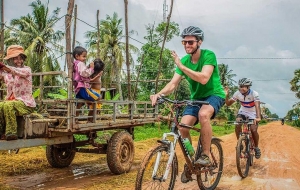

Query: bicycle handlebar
[157,95,209,106]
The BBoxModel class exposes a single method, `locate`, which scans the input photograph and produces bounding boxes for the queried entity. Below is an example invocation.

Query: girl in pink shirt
[72,46,101,121]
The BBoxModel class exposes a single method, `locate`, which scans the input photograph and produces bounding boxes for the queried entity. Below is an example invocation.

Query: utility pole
[163,0,168,22]
[0,0,4,60]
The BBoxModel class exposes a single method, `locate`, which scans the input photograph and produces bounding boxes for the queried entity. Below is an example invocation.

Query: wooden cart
[0,71,159,175]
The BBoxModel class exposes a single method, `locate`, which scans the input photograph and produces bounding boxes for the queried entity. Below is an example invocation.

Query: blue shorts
[182,95,225,123]
[76,88,101,101]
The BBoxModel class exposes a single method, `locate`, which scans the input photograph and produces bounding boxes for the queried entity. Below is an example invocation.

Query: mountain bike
[235,118,255,178]
[135,96,223,190]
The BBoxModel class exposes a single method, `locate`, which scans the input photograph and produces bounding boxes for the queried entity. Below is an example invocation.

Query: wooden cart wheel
[106,131,134,174]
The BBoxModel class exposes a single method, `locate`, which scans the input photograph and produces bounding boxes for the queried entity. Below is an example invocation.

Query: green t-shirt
[175,49,225,100]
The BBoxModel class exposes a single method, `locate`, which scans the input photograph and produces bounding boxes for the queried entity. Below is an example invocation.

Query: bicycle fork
[153,132,178,181]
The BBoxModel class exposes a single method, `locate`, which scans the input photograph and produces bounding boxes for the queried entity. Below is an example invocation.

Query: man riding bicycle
[150,26,225,183]
[224,78,262,159]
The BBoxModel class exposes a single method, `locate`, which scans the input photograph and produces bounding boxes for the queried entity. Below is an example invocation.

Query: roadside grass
[134,123,235,141]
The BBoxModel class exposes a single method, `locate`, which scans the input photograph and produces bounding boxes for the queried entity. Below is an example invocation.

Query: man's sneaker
[181,164,192,183]
[254,147,261,159]
[194,154,211,166]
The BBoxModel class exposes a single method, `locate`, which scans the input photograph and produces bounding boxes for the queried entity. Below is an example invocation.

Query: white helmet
[181,26,204,41]
[238,78,252,86]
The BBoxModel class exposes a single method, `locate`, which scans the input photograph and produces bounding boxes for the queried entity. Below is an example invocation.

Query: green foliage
[33,88,68,99]
[214,106,227,121]
[264,107,272,117]
[134,123,235,141]
[33,89,40,99]
[218,63,237,87]
[85,12,139,100]
[47,89,67,99]
[270,113,279,119]
[290,69,300,99]
[7,0,64,87]
[259,119,267,124]
[285,106,300,121]
[292,120,300,127]
[104,91,120,101]
[213,125,235,136]
[134,22,180,100]
[175,79,191,100]
[134,124,170,141]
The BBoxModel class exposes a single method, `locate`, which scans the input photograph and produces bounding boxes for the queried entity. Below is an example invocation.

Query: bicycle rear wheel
[236,136,250,178]
[197,138,223,190]
[135,144,178,190]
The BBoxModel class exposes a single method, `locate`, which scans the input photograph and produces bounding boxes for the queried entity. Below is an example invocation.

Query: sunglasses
[239,85,248,88]
[181,40,199,45]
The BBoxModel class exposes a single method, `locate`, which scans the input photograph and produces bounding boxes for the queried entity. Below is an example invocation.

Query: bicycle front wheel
[236,135,250,178]
[135,144,178,190]
[197,138,223,190]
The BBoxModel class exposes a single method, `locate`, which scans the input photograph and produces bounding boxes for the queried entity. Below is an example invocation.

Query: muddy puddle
[5,164,112,189]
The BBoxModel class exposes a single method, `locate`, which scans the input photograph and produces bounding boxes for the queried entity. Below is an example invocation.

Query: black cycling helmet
[181,26,204,41]
[238,78,252,86]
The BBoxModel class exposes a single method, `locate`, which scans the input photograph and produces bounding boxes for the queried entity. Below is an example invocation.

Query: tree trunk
[65,0,74,80]
[124,0,131,100]
[65,0,75,127]
[96,10,100,58]
[114,56,123,101]
[71,4,77,51]
[154,0,174,94]
[133,54,144,100]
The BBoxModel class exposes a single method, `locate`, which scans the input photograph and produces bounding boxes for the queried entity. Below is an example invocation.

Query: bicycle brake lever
[157,97,165,104]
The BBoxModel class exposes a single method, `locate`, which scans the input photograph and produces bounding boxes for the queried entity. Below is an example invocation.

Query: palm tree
[290,69,300,99]
[218,63,236,87]
[217,63,238,121]
[85,12,139,101]
[8,0,64,85]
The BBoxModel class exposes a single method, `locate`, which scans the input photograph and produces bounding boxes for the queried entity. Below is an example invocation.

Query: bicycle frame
[154,97,211,180]
[235,119,255,159]
[153,104,190,181]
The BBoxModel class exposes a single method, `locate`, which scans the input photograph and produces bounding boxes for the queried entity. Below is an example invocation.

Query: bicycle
[135,96,224,190]
[235,118,255,178]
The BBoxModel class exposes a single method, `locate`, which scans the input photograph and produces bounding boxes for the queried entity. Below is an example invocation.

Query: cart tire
[46,142,76,168]
[107,131,134,174]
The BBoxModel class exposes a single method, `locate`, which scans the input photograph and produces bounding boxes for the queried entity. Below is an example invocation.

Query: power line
[253,79,292,81]
[218,57,300,60]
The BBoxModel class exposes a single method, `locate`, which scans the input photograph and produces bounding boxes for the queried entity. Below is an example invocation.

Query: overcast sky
[4,0,300,118]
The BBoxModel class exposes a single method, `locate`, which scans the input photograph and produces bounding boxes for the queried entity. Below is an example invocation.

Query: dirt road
[176,121,300,190]
[2,121,300,189]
